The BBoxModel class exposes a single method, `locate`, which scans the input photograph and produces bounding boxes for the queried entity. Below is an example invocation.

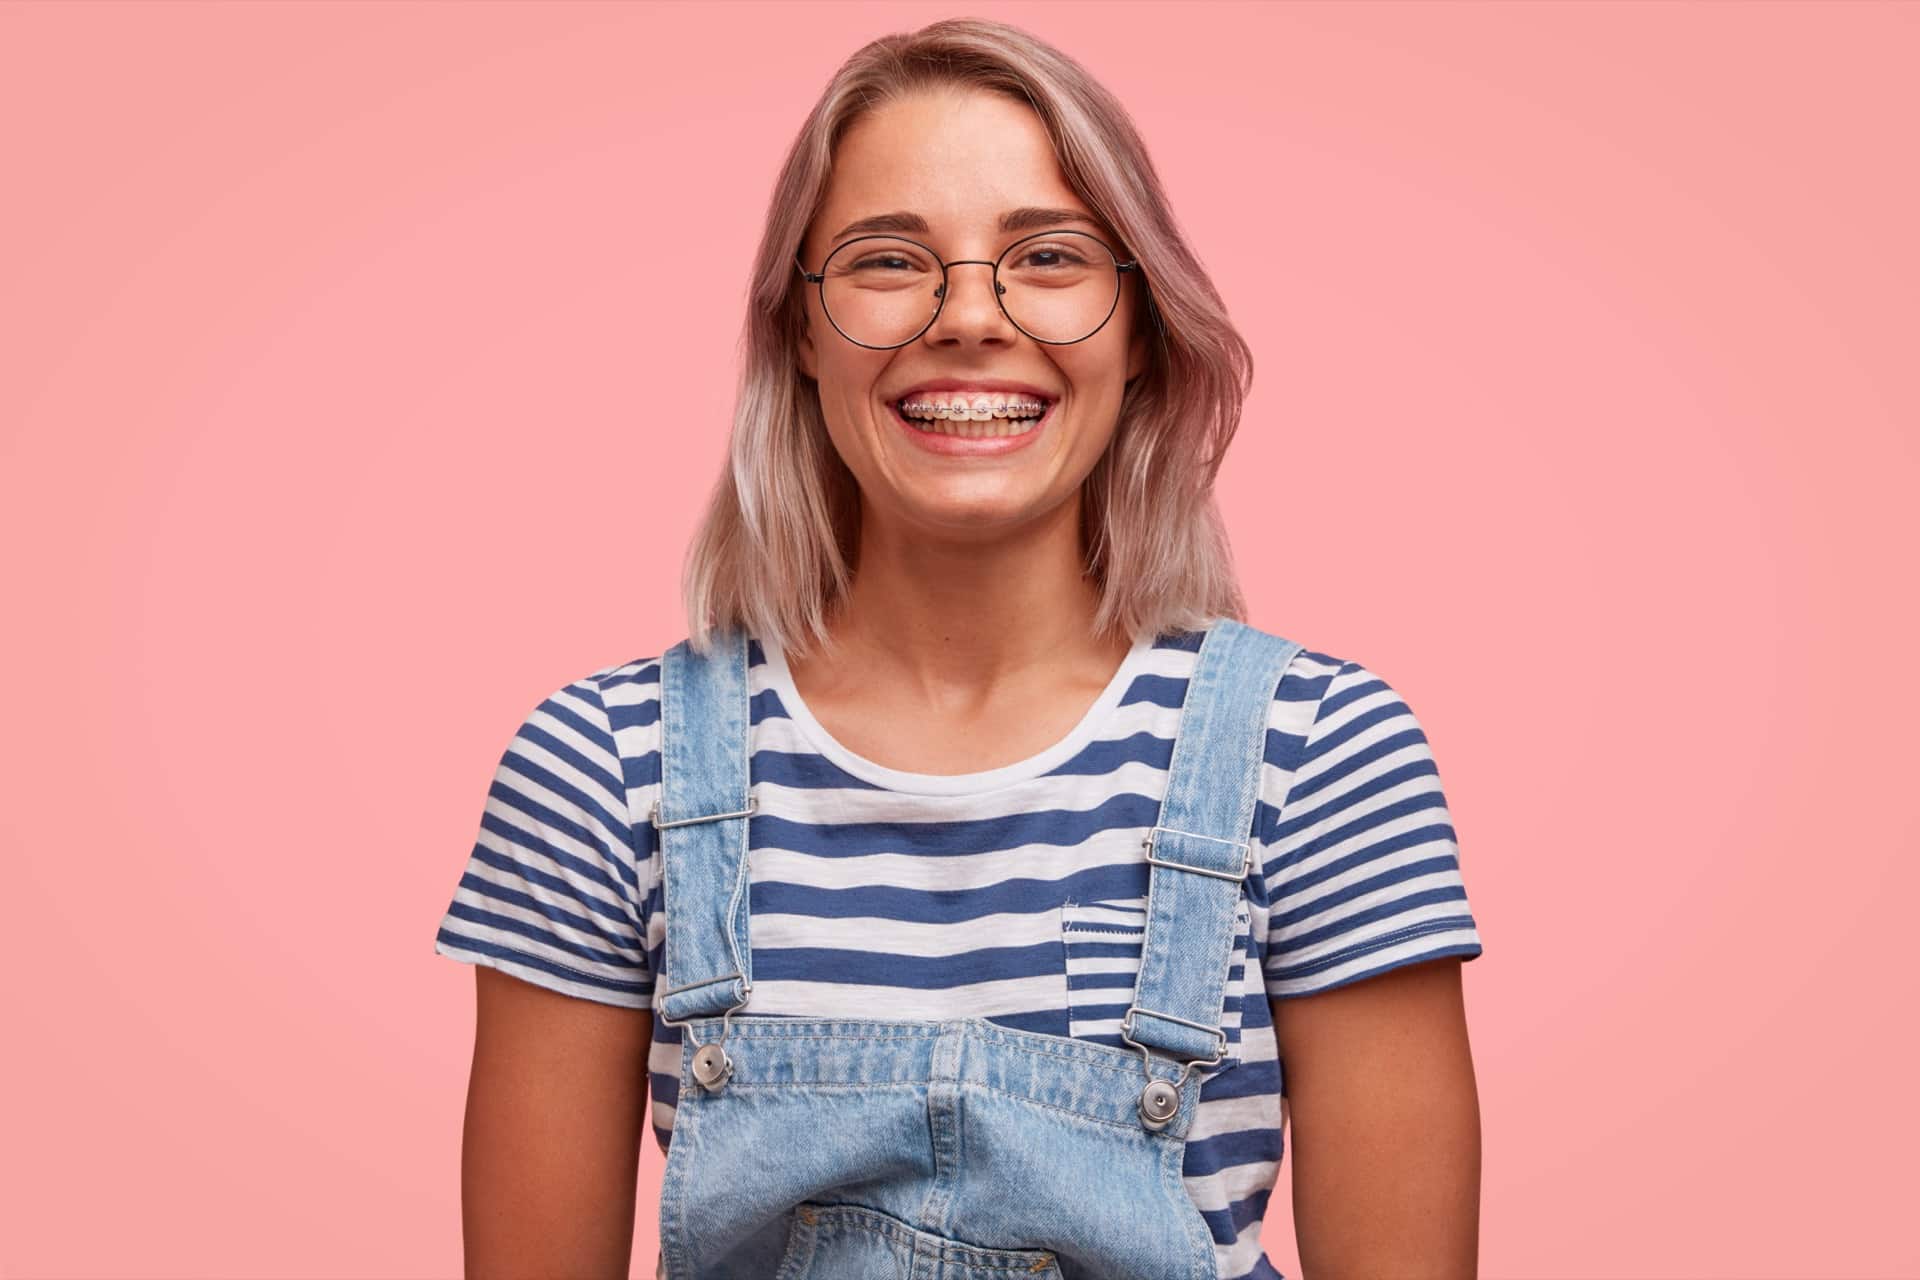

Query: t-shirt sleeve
[432,674,654,1008]
[1261,658,1484,998]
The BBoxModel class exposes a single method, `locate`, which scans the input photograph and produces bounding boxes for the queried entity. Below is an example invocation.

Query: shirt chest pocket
[1059,895,1253,1073]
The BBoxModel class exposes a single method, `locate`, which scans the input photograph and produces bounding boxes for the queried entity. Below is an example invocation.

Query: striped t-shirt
[433,628,1484,1280]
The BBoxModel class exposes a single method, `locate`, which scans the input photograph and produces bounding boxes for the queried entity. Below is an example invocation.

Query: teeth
[902,414,1042,439]
[898,392,1050,422]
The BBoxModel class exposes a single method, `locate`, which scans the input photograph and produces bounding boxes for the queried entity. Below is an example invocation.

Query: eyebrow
[829,206,1103,243]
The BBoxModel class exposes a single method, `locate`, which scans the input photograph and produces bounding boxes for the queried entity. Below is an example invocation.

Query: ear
[797,303,818,381]
[793,240,821,382]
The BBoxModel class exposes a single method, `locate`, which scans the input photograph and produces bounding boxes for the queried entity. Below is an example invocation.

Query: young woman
[435,18,1484,1280]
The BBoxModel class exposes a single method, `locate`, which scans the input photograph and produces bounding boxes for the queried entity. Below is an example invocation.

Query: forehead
[817,88,1102,246]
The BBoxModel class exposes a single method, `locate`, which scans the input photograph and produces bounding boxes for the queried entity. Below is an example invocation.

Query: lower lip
[888,398,1056,456]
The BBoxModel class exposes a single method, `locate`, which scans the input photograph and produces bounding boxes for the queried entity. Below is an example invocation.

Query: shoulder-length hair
[682,17,1254,660]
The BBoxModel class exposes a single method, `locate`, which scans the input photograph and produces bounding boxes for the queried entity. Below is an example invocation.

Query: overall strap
[651,625,757,1025]
[1124,617,1303,1066]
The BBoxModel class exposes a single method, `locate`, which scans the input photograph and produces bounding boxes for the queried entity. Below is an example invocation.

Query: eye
[1014,245,1089,269]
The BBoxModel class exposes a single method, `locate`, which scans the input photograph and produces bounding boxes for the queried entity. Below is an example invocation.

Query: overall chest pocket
[775,1201,1063,1280]
[1060,896,1252,1072]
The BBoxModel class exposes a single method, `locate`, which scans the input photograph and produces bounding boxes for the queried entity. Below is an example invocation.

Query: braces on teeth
[899,399,1049,417]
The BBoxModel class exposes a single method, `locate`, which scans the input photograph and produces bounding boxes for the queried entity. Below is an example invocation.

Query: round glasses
[794,230,1141,349]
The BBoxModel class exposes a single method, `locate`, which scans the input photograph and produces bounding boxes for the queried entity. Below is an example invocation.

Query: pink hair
[681,17,1255,659]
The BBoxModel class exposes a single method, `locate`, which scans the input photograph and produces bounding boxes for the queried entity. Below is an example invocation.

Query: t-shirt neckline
[757,629,1155,796]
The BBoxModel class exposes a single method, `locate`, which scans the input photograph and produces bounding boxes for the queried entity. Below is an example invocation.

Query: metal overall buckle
[1119,1005,1229,1131]
[1119,825,1244,1131]
[650,792,758,1092]
[654,972,752,1091]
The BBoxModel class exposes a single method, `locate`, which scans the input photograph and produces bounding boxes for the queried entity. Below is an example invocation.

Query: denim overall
[649,617,1302,1280]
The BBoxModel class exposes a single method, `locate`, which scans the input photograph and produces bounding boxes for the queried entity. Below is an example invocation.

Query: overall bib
[650,617,1302,1280]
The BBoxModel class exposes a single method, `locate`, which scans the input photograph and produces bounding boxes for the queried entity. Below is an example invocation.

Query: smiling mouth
[890,395,1054,438]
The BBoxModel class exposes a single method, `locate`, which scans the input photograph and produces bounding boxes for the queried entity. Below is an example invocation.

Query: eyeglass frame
[793,229,1142,350]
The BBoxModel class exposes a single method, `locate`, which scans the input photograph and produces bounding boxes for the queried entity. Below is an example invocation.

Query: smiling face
[796,86,1148,545]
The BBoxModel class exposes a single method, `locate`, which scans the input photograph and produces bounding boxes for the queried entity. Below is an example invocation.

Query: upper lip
[891,379,1057,403]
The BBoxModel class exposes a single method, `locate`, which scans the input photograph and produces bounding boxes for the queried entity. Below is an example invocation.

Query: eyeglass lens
[818,231,1123,348]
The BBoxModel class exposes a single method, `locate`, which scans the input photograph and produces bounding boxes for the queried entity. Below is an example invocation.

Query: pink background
[3,1,1915,1276]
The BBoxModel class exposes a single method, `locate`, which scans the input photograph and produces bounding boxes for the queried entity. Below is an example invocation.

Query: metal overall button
[1138,1077,1181,1127]
[690,1040,733,1090]
[686,996,748,1092]
[1120,1004,1227,1131]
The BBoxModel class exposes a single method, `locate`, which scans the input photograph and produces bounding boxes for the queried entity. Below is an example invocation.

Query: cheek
[1056,341,1130,409]
[1059,355,1131,457]
[815,349,891,411]
[816,398,886,474]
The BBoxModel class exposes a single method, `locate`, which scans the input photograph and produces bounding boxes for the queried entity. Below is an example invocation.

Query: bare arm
[1272,956,1480,1279]
[460,965,655,1279]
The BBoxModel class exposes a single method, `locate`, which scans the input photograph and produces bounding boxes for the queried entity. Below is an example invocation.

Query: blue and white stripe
[434,630,1483,1280]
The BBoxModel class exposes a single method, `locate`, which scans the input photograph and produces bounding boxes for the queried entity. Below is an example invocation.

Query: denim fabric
[650,618,1302,1280]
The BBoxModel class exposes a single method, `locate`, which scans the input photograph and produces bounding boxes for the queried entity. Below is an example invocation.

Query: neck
[794,495,1130,707]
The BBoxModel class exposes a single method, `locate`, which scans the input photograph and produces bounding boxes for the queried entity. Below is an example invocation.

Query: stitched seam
[1270,917,1470,979]
[719,1081,1153,1133]
[675,1026,1152,1077]
[452,940,654,994]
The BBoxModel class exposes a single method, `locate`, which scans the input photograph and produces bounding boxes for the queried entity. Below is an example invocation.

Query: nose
[925,260,1014,344]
